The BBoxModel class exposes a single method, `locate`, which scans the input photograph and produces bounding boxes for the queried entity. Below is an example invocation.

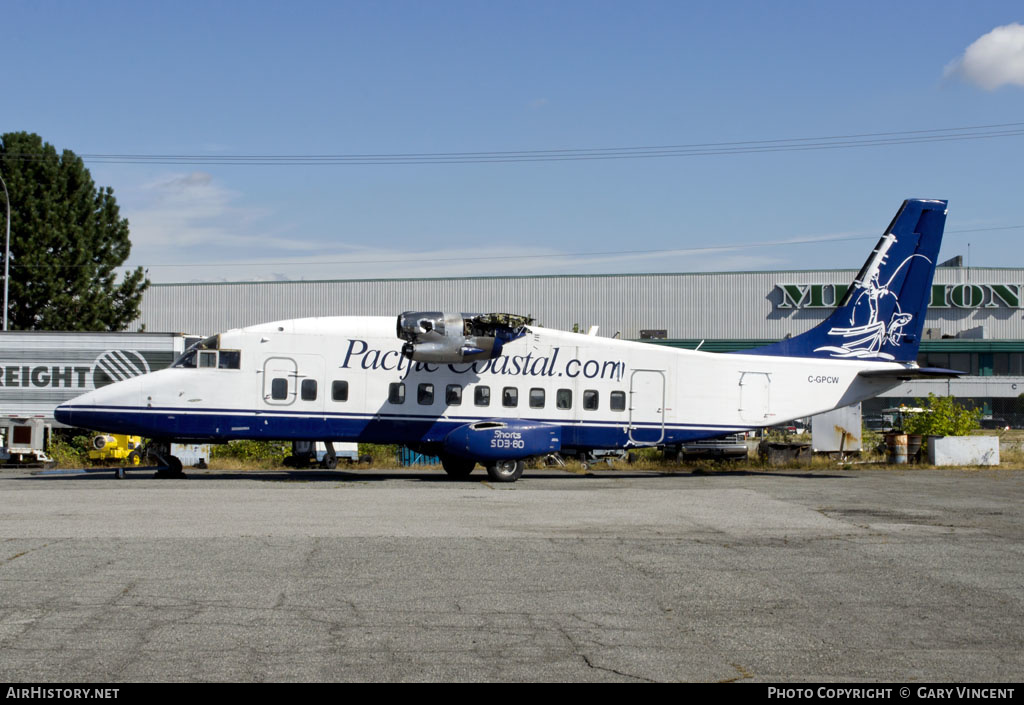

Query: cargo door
[628,369,665,444]
[738,371,771,424]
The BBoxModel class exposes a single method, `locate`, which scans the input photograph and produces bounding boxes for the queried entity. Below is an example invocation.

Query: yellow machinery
[88,434,143,465]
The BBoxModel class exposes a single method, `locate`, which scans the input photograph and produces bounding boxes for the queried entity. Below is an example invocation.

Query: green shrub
[358,443,399,465]
[860,428,886,459]
[47,433,92,467]
[630,447,663,462]
[211,440,288,464]
[902,394,982,437]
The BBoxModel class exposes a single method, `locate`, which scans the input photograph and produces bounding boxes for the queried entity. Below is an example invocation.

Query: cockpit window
[172,335,240,370]
[218,350,241,369]
[175,350,197,368]
[173,335,219,368]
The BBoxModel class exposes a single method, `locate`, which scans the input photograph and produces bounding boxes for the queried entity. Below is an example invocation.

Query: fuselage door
[263,357,299,405]
[628,369,666,444]
[738,371,771,424]
[260,354,327,437]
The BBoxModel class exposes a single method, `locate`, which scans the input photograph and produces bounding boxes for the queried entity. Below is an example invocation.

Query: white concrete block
[927,436,999,466]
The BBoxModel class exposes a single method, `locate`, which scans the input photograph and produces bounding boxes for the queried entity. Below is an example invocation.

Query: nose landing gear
[145,441,186,479]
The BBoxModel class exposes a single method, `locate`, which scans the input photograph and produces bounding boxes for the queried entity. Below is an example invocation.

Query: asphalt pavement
[0,466,1021,682]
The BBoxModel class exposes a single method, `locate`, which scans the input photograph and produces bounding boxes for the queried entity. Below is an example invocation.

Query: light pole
[0,169,8,331]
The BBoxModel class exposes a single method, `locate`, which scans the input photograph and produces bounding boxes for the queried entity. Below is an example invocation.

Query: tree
[0,132,149,330]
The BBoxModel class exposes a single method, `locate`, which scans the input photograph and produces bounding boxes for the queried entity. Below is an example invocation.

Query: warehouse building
[135,263,1024,426]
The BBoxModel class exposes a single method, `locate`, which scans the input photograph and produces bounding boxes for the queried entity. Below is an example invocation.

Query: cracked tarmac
[0,467,1021,682]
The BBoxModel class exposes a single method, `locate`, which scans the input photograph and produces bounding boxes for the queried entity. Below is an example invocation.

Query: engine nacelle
[442,419,561,460]
[396,311,532,364]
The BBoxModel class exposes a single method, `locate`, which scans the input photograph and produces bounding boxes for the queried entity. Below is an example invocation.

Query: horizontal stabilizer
[857,366,963,381]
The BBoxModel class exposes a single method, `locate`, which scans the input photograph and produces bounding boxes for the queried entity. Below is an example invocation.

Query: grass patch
[119,434,1024,473]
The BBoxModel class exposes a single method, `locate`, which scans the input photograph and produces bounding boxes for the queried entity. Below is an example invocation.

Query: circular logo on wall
[92,350,152,389]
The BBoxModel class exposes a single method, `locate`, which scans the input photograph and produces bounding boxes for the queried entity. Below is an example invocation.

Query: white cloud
[118,172,846,283]
[125,171,317,254]
[126,238,796,284]
[944,23,1024,90]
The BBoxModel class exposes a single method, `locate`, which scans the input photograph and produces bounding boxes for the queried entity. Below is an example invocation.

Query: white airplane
[56,199,955,481]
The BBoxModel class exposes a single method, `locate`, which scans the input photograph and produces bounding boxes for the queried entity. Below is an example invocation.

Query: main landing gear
[284,440,340,469]
[485,459,525,482]
[438,454,525,482]
[439,454,476,479]
[320,442,338,470]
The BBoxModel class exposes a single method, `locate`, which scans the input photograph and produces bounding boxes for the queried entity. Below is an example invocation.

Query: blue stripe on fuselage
[55,404,746,448]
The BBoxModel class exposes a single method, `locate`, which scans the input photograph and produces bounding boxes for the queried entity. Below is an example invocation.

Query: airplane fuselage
[57,315,903,450]
[53,199,950,482]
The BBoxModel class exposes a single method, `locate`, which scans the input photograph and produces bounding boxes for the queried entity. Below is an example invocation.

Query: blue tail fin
[747,199,947,362]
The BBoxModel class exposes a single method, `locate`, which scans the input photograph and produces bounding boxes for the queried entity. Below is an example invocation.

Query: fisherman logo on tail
[813,232,932,361]
[740,199,946,363]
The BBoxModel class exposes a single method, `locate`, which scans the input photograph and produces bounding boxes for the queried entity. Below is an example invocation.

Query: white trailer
[0,417,54,466]
[811,403,863,454]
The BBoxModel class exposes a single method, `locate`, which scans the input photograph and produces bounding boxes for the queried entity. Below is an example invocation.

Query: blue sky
[4,0,1024,282]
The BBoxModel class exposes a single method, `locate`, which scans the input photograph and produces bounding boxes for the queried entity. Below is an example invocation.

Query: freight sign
[0,332,190,422]
[0,350,163,391]
[775,283,1022,310]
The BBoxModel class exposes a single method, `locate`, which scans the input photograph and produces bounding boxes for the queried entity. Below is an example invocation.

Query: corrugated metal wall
[0,332,188,417]
[134,268,1024,340]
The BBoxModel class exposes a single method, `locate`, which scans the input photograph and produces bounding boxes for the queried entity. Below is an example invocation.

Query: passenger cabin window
[301,379,317,401]
[389,383,405,404]
[503,387,518,408]
[332,381,349,402]
[583,390,599,411]
[529,388,545,408]
[418,383,434,405]
[610,391,626,411]
[556,389,572,409]
[475,386,490,407]
[271,378,289,401]
[446,384,462,406]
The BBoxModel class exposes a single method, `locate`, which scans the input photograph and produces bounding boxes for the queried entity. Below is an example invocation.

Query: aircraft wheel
[440,455,475,479]
[320,456,338,470]
[155,456,185,479]
[486,459,524,483]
